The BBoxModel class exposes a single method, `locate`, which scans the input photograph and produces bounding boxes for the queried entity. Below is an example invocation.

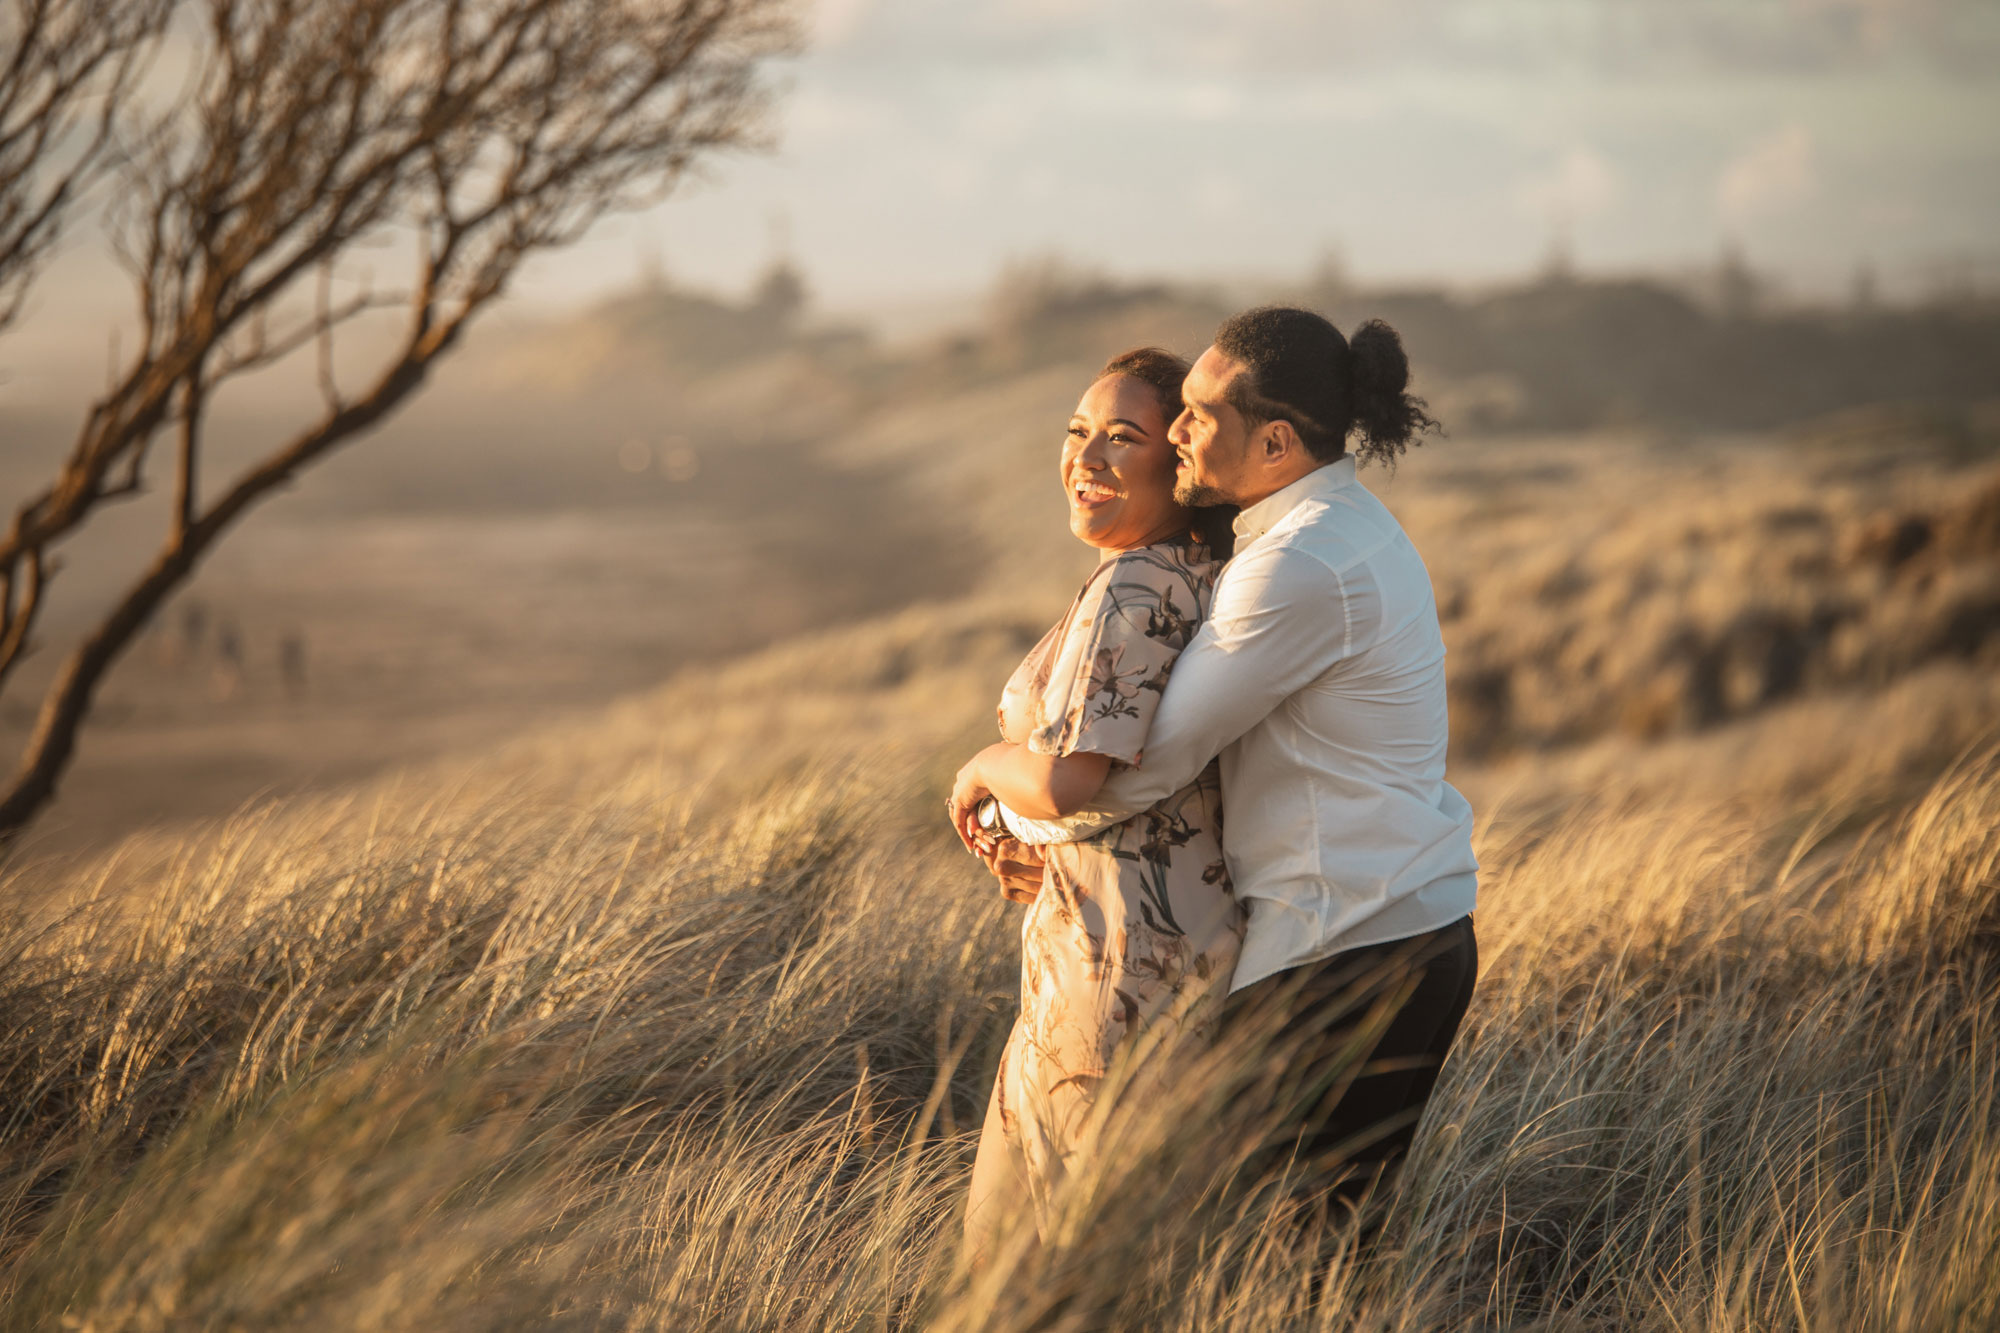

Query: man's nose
[1168,411,1192,447]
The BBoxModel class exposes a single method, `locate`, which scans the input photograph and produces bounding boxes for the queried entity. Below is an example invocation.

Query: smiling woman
[949,346,1247,1261]
[960,346,1216,826]
[1066,347,1238,557]
[1060,356,1188,552]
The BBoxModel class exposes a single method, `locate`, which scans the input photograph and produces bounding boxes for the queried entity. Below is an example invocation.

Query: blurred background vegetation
[4,250,1995,854]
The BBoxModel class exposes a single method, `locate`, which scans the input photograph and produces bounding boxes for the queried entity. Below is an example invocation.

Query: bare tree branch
[210,283,399,380]
[0,545,43,679]
[0,0,172,332]
[171,350,203,546]
[0,0,798,840]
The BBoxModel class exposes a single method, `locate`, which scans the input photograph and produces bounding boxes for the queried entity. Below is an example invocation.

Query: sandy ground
[2,470,975,859]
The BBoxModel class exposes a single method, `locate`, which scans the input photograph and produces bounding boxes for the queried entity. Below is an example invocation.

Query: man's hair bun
[1346,319,1439,467]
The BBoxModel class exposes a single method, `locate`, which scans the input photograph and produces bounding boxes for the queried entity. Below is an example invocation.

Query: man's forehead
[1187,346,1243,400]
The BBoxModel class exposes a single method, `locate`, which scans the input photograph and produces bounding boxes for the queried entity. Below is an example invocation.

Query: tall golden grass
[2,411,1996,1328]
[1,578,1996,1329]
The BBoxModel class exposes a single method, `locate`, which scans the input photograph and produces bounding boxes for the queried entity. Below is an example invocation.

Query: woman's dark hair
[1097,346,1236,557]
[1211,306,1440,467]
[1097,345,1189,429]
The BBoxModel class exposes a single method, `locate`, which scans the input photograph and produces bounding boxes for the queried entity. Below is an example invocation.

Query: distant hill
[266,259,2000,526]
[951,259,2000,433]
[1315,276,2000,432]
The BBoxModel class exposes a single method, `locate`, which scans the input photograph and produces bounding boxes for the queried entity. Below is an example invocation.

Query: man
[978,305,1478,1206]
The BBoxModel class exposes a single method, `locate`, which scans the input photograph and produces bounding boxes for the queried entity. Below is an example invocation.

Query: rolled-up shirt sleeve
[1069,541,1356,822]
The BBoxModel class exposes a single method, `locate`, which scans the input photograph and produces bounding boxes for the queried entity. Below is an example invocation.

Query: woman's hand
[977,838,1046,905]
[949,742,1113,848]
[948,743,1011,852]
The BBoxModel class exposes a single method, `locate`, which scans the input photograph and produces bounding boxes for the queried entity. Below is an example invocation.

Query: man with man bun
[1077,305,1478,1210]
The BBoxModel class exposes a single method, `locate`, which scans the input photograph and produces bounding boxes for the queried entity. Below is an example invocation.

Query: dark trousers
[1219,914,1478,1209]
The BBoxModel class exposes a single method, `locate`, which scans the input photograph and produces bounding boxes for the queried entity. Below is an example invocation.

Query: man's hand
[977,838,1046,905]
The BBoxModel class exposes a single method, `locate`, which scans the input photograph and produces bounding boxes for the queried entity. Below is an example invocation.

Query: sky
[18,0,2000,353]
[509,0,2000,318]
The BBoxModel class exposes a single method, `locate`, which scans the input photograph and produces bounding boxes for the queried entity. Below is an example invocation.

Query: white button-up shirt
[1077,457,1478,992]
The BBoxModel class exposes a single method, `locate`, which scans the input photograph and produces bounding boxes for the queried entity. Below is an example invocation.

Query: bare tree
[0,0,795,841]
[0,0,172,332]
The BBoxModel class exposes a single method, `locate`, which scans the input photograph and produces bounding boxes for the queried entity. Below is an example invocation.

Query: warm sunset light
[0,2,1994,1327]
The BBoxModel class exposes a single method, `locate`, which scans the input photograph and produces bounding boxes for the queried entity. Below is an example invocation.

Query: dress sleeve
[1027,549,1202,765]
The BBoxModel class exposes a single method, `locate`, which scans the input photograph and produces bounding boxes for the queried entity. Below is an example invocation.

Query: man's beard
[1175,475,1232,508]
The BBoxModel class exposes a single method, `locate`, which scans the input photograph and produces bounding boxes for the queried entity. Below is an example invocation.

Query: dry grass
[2,384,1996,1328]
[1393,438,2000,757]
[0,573,1996,1329]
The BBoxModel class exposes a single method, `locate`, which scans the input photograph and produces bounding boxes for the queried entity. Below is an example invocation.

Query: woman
[951,347,1244,1258]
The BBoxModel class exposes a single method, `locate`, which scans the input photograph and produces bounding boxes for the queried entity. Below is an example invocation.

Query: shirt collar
[1232,457,1357,543]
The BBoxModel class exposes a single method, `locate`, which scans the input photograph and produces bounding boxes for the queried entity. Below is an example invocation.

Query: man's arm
[1073,543,1352,820]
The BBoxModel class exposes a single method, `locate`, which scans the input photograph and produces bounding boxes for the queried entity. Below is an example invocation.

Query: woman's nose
[1076,431,1109,466]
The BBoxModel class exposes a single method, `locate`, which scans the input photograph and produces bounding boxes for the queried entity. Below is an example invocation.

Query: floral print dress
[968,539,1245,1244]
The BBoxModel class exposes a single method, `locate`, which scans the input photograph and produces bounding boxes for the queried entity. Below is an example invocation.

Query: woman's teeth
[1073,480,1117,506]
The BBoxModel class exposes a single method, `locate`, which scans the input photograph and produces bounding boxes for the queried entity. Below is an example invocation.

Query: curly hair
[1212,306,1441,467]
[1096,346,1236,556]
[1097,346,1189,427]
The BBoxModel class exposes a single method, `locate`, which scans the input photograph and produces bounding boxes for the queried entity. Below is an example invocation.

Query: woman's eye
[1066,426,1087,439]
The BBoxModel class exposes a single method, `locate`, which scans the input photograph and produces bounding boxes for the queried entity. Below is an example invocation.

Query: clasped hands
[948,741,1045,904]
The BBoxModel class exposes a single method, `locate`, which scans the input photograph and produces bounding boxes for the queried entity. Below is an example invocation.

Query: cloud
[512,0,1998,313]
[1717,125,1818,226]
[810,0,878,47]
[1517,147,1622,225]
[803,0,2000,80]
